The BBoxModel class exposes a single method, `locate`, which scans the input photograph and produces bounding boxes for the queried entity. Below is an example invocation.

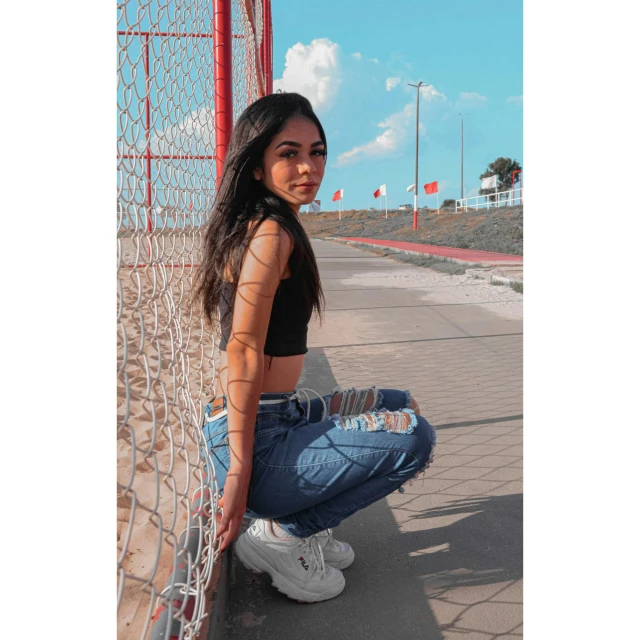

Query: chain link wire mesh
[232,1,261,121]
[117,1,263,638]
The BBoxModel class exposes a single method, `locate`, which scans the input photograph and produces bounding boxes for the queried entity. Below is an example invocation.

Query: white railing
[456,187,523,213]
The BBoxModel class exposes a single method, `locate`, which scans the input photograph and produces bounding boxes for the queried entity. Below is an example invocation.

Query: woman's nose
[298,156,316,174]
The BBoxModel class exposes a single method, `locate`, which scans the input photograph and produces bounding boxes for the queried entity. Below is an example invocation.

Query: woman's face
[254,116,326,213]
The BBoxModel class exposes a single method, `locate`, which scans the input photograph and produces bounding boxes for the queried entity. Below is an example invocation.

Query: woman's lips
[294,183,318,189]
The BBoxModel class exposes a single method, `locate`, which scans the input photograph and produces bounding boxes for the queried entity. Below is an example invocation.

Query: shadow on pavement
[226,490,522,640]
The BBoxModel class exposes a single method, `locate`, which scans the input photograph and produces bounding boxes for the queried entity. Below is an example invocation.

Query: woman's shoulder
[248,216,293,252]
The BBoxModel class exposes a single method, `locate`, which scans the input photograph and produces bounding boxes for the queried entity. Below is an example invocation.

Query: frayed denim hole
[402,408,418,433]
[373,388,385,411]
[333,408,417,434]
[404,390,412,409]
[333,414,365,431]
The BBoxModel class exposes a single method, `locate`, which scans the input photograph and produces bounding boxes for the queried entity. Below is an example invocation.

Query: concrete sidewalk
[224,239,523,640]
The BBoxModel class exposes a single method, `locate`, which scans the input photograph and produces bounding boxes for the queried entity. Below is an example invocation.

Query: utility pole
[408,81,426,230]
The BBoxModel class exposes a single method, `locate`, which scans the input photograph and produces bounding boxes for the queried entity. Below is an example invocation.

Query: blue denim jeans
[202,387,436,538]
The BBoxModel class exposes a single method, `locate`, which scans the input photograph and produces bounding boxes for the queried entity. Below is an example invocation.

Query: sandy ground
[117,263,219,639]
[338,266,523,321]
[117,233,203,267]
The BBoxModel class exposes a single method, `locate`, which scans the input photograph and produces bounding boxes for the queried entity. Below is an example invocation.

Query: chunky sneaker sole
[235,530,346,603]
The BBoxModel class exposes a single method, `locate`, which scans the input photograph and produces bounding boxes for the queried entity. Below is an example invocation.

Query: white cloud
[336,84,447,165]
[352,52,378,63]
[386,77,401,91]
[151,106,215,155]
[336,103,414,166]
[457,92,487,108]
[419,85,447,102]
[507,95,523,107]
[273,38,341,111]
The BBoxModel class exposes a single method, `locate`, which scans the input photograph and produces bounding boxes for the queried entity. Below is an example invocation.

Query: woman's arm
[217,219,292,549]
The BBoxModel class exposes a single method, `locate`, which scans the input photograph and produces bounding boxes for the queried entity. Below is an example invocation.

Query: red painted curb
[337,237,523,265]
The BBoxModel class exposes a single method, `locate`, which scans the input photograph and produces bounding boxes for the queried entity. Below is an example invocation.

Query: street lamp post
[408,81,426,230]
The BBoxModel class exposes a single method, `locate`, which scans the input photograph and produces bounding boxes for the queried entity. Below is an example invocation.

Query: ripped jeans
[202,387,436,538]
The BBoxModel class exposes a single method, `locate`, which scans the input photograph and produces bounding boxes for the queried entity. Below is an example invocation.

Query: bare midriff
[213,351,305,400]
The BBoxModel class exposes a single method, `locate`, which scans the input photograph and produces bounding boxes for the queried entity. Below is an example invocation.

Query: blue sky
[272,0,523,210]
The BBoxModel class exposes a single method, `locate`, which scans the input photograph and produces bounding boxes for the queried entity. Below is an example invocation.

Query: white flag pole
[385,193,388,219]
[437,192,440,215]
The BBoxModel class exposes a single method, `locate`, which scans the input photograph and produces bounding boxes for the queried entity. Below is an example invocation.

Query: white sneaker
[314,529,355,570]
[234,519,346,603]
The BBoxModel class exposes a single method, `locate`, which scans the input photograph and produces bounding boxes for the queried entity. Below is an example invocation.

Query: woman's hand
[216,466,251,551]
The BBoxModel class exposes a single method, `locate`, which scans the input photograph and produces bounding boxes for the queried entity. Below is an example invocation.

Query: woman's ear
[253,167,263,181]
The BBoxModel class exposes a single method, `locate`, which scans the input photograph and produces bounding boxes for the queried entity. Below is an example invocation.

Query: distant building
[307,199,321,213]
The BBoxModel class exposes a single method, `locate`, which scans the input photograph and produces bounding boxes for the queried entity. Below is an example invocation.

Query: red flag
[424,181,438,195]
[332,189,342,202]
[373,188,381,198]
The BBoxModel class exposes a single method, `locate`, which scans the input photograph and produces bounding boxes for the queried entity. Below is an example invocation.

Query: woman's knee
[407,414,436,467]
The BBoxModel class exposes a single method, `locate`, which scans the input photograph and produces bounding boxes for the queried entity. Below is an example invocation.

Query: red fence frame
[259,0,273,94]
[117,0,273,231]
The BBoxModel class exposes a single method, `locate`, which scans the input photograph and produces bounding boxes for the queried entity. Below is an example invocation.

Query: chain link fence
[117,1,265,637]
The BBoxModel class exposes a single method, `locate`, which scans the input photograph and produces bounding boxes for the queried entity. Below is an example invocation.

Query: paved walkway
[338,236,523,265]
[224,240,523,640]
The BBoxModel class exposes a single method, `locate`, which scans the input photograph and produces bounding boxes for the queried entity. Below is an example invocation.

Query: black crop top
[218,268,311,357]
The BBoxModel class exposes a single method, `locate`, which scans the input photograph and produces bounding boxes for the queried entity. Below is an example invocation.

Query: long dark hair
[193,92,325,329]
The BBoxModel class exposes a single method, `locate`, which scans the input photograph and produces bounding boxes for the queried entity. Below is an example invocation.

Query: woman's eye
[280,149,326,158]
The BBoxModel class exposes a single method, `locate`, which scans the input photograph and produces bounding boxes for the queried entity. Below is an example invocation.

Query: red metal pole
[259,1,267,94]
[245,5,252,101]
[267,0,273,94]
[260,0,272,94]
[259,1,267,92]
[214,0,234,191]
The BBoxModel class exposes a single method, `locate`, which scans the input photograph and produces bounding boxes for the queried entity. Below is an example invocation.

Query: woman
[194,92,435,604]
